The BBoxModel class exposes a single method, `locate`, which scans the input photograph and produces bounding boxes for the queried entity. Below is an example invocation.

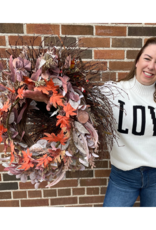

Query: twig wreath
[0,35,117,188]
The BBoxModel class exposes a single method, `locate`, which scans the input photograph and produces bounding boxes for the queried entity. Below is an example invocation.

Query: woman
[100,37,156,207]
[23,37,156,207]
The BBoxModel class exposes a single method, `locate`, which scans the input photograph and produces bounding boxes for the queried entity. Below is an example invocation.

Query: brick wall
[1,23,155,207]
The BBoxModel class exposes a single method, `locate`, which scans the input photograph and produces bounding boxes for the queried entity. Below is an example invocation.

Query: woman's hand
[23,90,52,111]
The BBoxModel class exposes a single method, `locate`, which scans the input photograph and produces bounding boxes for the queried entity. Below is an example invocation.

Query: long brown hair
[118,37,156,102]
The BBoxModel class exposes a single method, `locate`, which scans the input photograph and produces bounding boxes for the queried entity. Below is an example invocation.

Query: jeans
[103,165,156,207]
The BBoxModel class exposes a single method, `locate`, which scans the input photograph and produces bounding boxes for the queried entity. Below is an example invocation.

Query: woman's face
[136,44,156,85]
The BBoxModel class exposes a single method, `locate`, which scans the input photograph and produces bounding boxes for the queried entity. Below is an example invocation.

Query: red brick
[43,189,57,197]
[0,145,11,153]
[19,181,47,189]
[72,188,85,196]
[0,200,19,207]
[62,25,93,35]
[87,187,99,195]
[51,179,78,188]
[27,24,60,35]
[133,202,140,207]
[0,48,21,58]
[86,73,100,81]
[126,50,139,59]
[83,61,107,71]
[101,72,116,82]
[109,61,134,71]
[97,142,108,151]
[28,190,42,198]
[144,23,156,25]
[66,170,93,178]
[50,197,77,206]
[0,61,7,70]
[94,160,108,168]
[0,24,23,34]
[80,178,107,186]
[0,36,6,46]
[13,191,27,199]
[0,144,5,152]
[128,27,156,36]
[21,199,49,207]
[101,187,107,195]
[79,196,104,204]
[9,36,41,46]
[0,192,11,199]
[112,38,142,48]
[118,72,129,81]
[94,50,124,60]
[98,151,110,160]
[58,189,71,196]
[0,174,1,181]
[137,196,140,201]
[94,204,103,207]
[79,37,110,48]
[1,151,11,158]
[95,26,126,36]
[95,169,111,177]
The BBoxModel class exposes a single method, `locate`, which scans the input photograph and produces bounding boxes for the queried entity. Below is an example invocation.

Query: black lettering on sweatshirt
[132,106,145,135]
[117,100,128,134]
[148,106,156,136]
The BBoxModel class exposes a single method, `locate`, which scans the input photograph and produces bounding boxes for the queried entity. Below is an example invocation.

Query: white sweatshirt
[100,76,156,170]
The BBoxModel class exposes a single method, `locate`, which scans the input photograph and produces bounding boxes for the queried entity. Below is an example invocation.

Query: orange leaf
[2,100,11,112]
[36,154,52,168]
[44,79,59,94]
[16,86,25,99]
[63,103,77,117]
[0,124,7,143]
[18,149,34,171]
[56,115,71,128]
[23,76,35,89]
[10,140,15,164]
[0,83,15,94]
[42,130,68,145]
[49,93,64,108]
[34,85,49,95]
[34,79,59,96]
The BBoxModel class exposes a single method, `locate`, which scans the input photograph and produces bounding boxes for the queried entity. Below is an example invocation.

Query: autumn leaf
[70,59,75,69]
[34,79,59,96]
[36,154,52,168]
[34,85,49,95]
[63,103,77,118]
[56,115,71,128]
[18,149,34,171]
[48,149,65,163]
[0,124,7,143]
[44,79,59,94]
[42,129,68,145]
[16,86,25,99]
[54,150,65,163]
[2,100,11,112]
[49,93,64,108]
[0,83,15,94]
[23,76,34,84]
[23,76,35,89]
[10,140,15,164]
